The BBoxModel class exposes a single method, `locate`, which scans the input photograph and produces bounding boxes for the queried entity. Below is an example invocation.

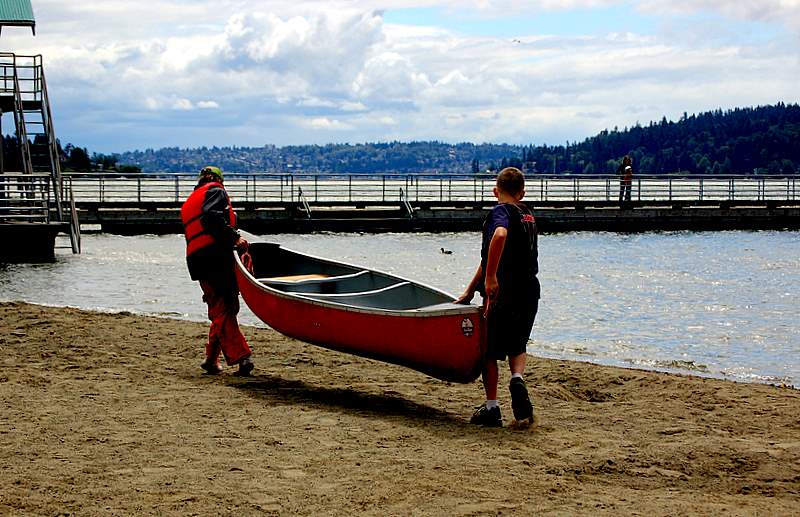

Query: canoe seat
[258,274,331,282]
[260,270,398,295]
[297,281,451,310]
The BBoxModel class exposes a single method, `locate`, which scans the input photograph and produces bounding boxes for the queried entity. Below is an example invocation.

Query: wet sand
[1,301,798,515]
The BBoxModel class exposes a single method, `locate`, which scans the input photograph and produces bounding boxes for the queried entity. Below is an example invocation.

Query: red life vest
[180,182,236,257]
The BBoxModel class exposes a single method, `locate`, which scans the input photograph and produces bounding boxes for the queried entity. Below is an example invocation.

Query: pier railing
[63,173,799,206]
[0,173,51,223]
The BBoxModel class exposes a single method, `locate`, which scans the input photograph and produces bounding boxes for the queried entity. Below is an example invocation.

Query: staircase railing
[37,56,65,221]
[298,187,312,219]
[66,179,81,253]
[400,187,414,218]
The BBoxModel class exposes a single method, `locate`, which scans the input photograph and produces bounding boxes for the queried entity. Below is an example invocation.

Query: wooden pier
[66,173,800,234]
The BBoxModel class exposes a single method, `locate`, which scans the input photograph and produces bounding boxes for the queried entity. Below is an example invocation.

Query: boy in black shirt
[457,167,539,427]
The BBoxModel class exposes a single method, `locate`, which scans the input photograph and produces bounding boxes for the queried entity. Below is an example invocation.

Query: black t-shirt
[480,203,539,298]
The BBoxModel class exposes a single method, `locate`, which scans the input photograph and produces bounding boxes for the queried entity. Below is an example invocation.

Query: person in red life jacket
[457,167,539,427]
[181,166,254,376]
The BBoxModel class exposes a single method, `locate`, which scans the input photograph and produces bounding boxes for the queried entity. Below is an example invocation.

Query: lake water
[1,230,798,386]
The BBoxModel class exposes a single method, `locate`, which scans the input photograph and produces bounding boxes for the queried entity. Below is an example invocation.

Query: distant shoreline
[105,104,800,177]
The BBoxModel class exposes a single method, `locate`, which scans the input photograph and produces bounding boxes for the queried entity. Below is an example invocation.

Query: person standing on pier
[457,167,539,427]
[617,155,633,206]
[181,166,254,376]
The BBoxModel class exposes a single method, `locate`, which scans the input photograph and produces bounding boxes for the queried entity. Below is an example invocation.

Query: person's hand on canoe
[235,237,249,253]
[455,289,474,305]
[235,237,254,273]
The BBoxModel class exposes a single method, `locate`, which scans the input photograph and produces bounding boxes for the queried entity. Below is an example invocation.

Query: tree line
[3,103,797,175]
[0,137,141,174]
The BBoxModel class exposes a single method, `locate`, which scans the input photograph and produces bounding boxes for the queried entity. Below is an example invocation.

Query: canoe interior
[238,242,486,383]
[248,242,456,311]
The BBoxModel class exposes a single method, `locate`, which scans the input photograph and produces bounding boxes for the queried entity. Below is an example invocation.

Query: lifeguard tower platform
[0,0,79,262]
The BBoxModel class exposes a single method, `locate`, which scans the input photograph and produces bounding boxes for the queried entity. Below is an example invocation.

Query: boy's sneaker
[234,357,254,377]
[470,404,502,427]
[200,359,223,375]
[509,377,534,423]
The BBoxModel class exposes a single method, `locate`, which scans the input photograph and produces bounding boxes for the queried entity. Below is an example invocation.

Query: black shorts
[485,286,539,361]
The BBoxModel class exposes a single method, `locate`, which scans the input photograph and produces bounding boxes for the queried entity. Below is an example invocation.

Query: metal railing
[62,173,799,205]
[0,53,43,103]
[400,187,414,218]
[297,187,311,218]
[0,173,51,223]
[0,53,34,176]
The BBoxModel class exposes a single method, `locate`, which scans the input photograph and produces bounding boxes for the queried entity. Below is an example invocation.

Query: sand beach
[0,301,798,515]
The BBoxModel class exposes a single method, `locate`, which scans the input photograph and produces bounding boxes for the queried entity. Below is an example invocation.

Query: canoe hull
[235,244,485,383]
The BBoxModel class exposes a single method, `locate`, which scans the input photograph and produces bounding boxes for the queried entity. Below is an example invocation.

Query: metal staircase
[0,52,79,253]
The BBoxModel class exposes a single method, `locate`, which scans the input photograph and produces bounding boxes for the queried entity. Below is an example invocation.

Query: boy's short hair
[496,167,525,196]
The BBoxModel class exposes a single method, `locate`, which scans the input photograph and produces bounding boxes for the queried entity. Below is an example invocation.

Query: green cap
[200,166,224,182]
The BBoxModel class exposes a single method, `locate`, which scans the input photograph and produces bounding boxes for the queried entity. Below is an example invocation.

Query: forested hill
[115,103,799,174]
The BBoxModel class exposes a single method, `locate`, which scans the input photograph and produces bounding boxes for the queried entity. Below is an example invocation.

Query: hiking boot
[234,357,254,377]
[509,377,534,422]
[200,359,223,375]
[470,404,502,427]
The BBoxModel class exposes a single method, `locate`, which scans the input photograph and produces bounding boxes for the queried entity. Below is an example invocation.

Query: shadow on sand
[220,373,470,429]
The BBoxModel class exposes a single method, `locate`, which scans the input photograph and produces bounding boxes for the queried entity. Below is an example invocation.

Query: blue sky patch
[383,4,656,38]
[383,4,784,46]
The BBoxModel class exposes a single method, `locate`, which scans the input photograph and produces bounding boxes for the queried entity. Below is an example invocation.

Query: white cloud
[340,101,368,112]
[211,10,384,94]
[353,52,431,103]
[172,98,194,111]
[297,97,337,108]
[638,0,800,28]
[302,117,353,130]
[143,95,212,111]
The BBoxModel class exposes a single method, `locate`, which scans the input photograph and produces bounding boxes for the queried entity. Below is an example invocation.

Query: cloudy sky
[3,0,799,153]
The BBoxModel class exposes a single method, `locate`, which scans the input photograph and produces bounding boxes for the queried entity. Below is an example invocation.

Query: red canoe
[234,242,486,383]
